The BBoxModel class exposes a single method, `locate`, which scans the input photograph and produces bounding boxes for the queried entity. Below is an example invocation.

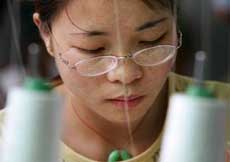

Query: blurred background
[0,0,229,108]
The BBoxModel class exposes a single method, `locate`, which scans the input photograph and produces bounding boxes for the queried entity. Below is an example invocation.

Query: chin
[103,105,152,124]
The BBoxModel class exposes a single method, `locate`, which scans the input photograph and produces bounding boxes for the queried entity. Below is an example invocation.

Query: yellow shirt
[0,73,229,162]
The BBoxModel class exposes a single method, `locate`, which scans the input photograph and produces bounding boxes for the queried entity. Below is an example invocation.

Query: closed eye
[74,46,105,54]
[139,32,168,45]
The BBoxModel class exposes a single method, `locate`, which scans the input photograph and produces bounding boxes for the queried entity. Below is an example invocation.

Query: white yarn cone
[1,87,62,162]
[159,94,227,162]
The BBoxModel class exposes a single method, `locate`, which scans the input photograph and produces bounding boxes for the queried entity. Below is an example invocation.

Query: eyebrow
[136,17,168,31]
[69,31,108,36]
[69,17,168,37]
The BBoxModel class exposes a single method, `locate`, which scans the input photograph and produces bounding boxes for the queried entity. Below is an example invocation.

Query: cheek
[142,60,173,92]
[158,59,174,76]
[55,59,104,100]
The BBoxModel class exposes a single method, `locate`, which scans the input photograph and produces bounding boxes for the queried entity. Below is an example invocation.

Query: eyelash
[77,47,105,54]
[139,32,167,45]
[75,32,167,54]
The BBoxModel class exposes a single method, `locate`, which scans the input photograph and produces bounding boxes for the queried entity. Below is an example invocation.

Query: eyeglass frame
[55,31,183,76]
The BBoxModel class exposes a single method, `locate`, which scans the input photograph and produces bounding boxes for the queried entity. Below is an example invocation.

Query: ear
[33,13,54,56]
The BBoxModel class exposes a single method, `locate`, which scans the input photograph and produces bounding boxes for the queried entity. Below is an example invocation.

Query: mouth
[106,95,145,109]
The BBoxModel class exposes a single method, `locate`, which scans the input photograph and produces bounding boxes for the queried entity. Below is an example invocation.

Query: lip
[106,95,145,109]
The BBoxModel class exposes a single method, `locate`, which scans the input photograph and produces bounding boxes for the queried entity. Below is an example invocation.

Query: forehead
[57,0,171,32]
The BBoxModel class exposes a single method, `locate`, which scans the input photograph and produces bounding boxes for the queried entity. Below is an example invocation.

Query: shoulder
[168,72,230,101]
[0,109,5,128]
[0,109,5,142]
[0,109,4,120]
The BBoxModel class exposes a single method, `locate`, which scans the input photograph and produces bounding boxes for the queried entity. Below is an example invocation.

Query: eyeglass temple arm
[177,30,183,49]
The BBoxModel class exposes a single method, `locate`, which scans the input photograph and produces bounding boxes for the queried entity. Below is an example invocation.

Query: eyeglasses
[57,32,182,77]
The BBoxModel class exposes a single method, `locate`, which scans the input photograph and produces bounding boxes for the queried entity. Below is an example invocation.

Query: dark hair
[34,0,69,27]
[35,0,175,26]
[143,0,174,13]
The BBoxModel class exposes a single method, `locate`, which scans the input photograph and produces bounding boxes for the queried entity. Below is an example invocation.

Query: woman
[32,0,230,162]
[1,0,229,162]
[34,0,179,161]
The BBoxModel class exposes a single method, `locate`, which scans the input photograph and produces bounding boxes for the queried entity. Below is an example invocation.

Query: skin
[34,0,178,161]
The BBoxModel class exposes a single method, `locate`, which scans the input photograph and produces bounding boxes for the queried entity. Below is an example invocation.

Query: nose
[106,59,143,84]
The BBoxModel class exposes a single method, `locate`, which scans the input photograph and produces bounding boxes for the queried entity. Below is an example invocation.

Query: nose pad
[107,59,143,84]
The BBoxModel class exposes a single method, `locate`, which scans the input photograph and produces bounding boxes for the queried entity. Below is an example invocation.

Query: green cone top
[24,77,52,92]
[186,85,214,98]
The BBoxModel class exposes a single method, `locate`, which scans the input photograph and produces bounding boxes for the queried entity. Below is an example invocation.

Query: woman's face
[45,0,176,123]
